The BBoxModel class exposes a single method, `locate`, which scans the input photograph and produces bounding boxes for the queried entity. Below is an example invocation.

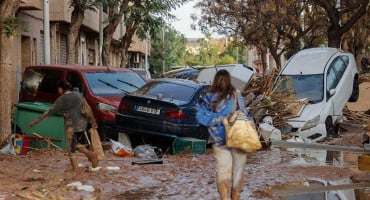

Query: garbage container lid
[15,102,52,112]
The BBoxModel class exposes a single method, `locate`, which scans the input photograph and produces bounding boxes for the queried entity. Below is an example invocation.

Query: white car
[197,64,256,91]
[272,47,359,141]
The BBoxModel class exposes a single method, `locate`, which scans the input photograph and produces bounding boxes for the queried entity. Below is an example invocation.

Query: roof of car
[26,64,133,73]
[154,78,209,87]
[282,47,344,75]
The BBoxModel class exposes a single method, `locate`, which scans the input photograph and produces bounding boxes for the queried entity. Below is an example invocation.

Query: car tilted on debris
[271,47,359,141]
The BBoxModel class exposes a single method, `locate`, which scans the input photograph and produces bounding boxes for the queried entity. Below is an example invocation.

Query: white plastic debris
[90,167,102,171]
[76,185,95,192]
[106,166,120,171]
[110,139,134,157]
[67,181,95,192]
[67,181,82,187]
[0,142,16,155]
[259,123,282,141]
[133,144,157,159]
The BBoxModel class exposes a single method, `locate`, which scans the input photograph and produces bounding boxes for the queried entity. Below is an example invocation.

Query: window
[24,69,62,93]
[84,71,146,96]
[326,55,349,98]
[66,72,84,94]
[273,75,324,103]
[135,81,197,102]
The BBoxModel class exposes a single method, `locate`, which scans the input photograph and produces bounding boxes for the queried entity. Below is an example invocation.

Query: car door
[326,55,350,115]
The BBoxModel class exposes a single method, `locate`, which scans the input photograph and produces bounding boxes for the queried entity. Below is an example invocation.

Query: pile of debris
[242,71,370,132]
[343,107,370,128]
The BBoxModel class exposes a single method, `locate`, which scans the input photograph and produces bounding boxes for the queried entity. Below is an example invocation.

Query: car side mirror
[329,88,336,96]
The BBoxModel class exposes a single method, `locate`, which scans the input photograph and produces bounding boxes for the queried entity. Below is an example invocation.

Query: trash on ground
[132,159,163,165]
[67,181,95,192]
[133,144,158,159]
[110,139,134,157]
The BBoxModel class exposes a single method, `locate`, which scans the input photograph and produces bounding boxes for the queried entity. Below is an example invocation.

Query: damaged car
[271,47,359,141]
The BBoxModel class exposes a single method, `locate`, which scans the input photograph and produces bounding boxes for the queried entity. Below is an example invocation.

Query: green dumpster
[14,102,66,150]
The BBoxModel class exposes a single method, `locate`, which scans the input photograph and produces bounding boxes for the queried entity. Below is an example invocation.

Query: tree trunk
[67,3,84,64]
[0,0,20,144]
[102,35,112,66]
[120,33,133,68]
[102,2,128,66]
[327,27,342,48]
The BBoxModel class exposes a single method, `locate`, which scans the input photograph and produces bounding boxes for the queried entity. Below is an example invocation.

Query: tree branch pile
[343,106,370,126]
[243,72,370,129]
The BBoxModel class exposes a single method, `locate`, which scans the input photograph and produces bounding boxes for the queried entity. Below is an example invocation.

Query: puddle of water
[271,178,364,200]
[270,148,370,200]
[286,147,368,171]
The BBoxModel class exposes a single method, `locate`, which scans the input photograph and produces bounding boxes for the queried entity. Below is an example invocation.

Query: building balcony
[20,0,43,10]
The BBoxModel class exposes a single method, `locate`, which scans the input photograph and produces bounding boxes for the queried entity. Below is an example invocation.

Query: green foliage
[125,0,189,40]
[149,25,187,74]
[2,17,18,37]
[217,55,235,65]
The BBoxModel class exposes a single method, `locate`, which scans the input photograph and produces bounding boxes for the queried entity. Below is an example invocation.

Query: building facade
[10,0,149,105]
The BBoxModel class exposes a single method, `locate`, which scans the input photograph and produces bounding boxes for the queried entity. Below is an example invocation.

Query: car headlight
[301,115,320,131]
[97,103,117,113]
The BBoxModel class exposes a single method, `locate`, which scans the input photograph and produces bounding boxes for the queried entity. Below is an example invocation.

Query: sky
[170,1,204,38]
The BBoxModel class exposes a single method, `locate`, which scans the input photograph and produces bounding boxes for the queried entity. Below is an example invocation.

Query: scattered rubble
[242,72,370,139]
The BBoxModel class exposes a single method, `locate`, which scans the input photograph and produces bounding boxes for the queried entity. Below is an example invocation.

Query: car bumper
[116,114,202,139]
[290,123,327,141]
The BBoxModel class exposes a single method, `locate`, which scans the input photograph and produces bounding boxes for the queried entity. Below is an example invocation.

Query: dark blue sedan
[116,78,210,144]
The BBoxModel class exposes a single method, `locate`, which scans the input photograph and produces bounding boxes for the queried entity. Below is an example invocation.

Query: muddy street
[0,129,369,200]
[1,81,369,200]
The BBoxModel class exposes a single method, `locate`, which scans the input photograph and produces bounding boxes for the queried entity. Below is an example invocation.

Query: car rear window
[134,81,197,101]
[84,71,146,96]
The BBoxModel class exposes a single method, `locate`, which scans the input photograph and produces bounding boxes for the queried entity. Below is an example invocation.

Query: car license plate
[136,105,160,115]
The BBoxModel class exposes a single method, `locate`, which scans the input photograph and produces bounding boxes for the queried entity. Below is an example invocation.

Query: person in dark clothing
[28,80,99,170]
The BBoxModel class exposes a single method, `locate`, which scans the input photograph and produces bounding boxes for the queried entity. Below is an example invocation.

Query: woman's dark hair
[57,80,72,90]
[210,69,235,110]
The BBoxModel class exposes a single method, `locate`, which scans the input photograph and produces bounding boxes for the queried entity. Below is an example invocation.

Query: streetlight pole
[43,0,50,64]
[99,6,103,66]
[162,26,165,75]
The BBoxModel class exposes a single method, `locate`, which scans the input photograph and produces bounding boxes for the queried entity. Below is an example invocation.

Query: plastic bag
[0,143,16,155]
[133,144,158,159]
[110,139,133,157]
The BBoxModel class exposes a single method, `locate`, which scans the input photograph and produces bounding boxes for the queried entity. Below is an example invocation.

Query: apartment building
[10,0,148,105]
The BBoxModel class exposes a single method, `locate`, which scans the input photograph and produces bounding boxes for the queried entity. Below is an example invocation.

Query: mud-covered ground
[0,82,369,200]
[0,130,370,200]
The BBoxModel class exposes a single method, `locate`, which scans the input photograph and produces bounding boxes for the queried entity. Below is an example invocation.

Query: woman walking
[197,70,252,200]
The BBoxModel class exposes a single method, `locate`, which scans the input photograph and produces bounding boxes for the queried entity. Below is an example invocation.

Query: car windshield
[273,74,324,103]
[134,81,197,102]
[84,71,146,96]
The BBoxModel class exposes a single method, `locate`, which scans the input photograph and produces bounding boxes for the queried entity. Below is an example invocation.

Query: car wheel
[349,77,359,102]
[334,123,341,135]
[325,117,337,137]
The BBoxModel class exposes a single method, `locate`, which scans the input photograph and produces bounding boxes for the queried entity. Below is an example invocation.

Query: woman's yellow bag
[223,92,262,153]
